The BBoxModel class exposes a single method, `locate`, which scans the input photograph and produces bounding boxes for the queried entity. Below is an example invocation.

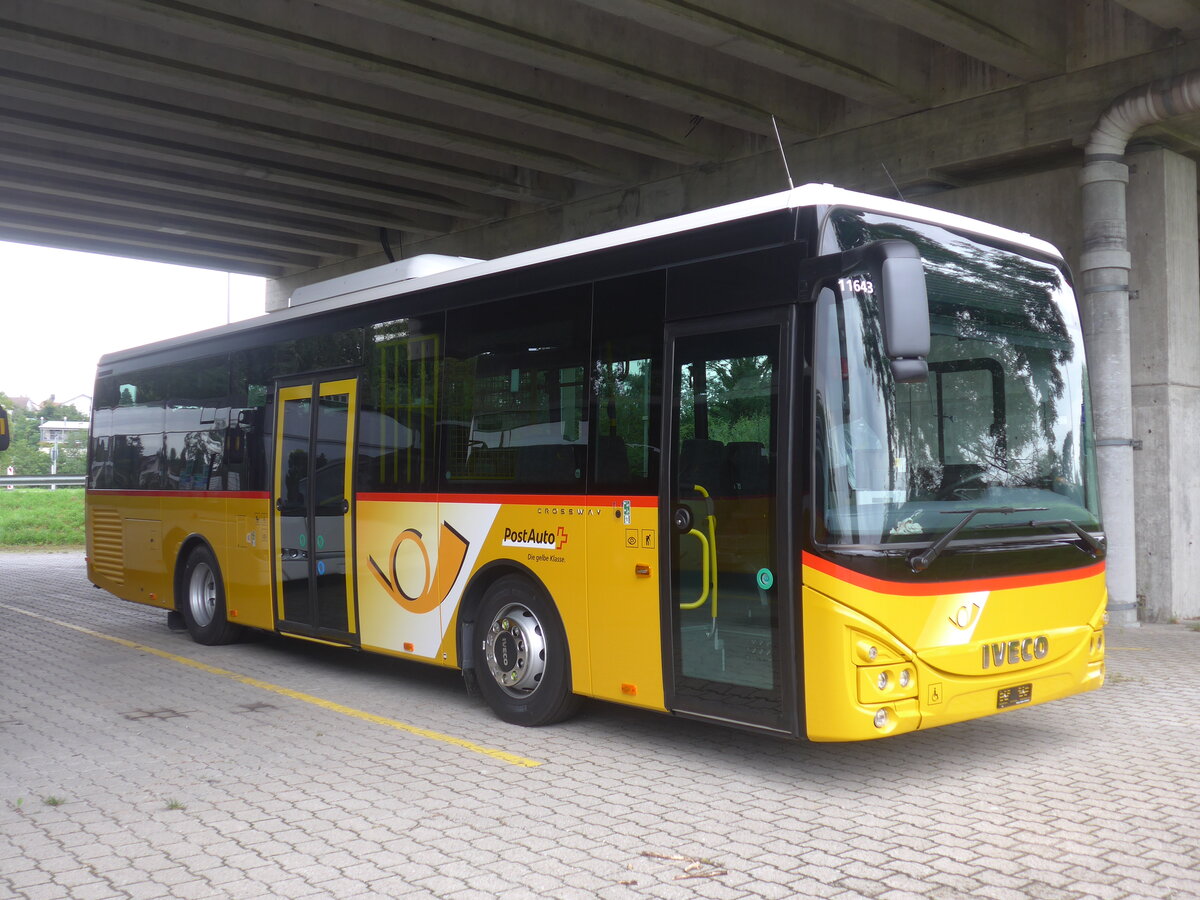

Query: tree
[38,398,87,422]
[0,393,51,476]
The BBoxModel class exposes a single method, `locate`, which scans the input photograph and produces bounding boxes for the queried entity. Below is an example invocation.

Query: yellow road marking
[3,603,541,768]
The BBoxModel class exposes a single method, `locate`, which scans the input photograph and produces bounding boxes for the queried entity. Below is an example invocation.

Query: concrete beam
[0,131,457,237]
[0,165,377,248]
[374,38,1200,271]
[0,225,291,277]
[784,38,1200,197]
[573,0,924,108]
[1137,115,1200,154]
[0,109,485,222]
[0,68,551,207]
[0,186,360,262]
[45,0,736,164]
[316,0,824,136]
[1112,0,1200,31]
[842,0,1064,80]
[0,210,319,273]
[0,16,622,183]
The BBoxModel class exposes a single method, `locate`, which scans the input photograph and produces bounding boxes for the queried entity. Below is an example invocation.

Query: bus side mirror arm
[804,239,931,384]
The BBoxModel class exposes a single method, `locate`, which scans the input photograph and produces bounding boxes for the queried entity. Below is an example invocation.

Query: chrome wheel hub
[483,603,547,697]
[188,562,217,628]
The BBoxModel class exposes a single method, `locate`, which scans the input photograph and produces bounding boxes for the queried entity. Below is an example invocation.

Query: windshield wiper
[909,506,1047,573]
[1027,519,1106,557]
[975,517,1106,557]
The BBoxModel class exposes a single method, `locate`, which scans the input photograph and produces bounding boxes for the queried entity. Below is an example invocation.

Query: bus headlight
[859,664,917,703]
[873,708,890,728]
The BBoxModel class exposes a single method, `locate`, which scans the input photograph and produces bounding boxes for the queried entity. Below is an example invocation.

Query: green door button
[757,567,774,590]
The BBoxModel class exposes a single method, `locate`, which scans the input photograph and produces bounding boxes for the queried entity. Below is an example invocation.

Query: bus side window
[443,287,590,493]
[87,376,118,489]
[359,315,443,493]
[228,352,274,493]
[589,271,665,495]
[165,356,230,491]
[89,410,113,489]
[111,369,167,489]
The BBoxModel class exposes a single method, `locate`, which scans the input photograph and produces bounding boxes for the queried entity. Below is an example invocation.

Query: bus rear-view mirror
[832,239,931,384]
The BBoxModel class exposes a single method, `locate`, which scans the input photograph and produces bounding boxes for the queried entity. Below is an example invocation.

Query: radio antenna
[771,115,795,191]
[881,163,905,202]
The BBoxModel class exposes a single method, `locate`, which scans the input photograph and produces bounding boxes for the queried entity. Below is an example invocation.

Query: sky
[1,240,266,413]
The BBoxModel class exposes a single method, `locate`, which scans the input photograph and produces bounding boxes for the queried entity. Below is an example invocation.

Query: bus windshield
[816,210,1101,547]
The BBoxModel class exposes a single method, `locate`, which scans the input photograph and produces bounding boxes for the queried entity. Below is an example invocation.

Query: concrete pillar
[1127,146,1200,621]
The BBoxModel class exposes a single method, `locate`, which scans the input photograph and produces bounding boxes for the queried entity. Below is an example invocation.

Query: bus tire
[472,574,581,726]
[179,545,243,646]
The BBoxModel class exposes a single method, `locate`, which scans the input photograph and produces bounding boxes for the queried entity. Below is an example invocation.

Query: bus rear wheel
[179,545,243,646]
[473,575,581,726]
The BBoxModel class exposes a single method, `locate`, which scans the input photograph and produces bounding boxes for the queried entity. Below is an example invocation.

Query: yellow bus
[86,185,1106,741]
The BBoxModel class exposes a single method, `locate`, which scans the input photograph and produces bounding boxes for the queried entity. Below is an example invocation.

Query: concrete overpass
[5,0,1200,624]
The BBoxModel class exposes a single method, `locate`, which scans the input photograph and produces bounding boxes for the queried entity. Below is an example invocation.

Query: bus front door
[272,378,359,643]
[664,311,796,734]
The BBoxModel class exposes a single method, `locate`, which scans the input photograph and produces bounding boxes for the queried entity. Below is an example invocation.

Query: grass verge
[0,489,85,547]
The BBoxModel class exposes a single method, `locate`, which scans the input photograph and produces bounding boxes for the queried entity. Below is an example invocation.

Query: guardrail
[0,475,87,488]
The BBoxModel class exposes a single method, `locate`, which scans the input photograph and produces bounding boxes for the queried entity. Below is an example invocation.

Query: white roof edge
[290,184,1061,315]
[288,188,804,313]
[814,184,1062,260]
[100,184,1062,364]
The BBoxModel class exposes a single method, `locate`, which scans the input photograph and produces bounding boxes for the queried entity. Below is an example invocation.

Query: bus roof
[99,183,1062,367]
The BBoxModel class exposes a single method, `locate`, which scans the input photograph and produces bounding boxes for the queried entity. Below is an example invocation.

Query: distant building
[39,420,89,445]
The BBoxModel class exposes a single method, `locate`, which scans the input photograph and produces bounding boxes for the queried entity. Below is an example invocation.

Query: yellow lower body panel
[86,492,274,629]
[802,565,1107,742]
[355,496,667,712]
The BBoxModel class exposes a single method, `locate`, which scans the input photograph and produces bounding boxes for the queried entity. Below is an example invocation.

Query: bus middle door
[273,377,359,643]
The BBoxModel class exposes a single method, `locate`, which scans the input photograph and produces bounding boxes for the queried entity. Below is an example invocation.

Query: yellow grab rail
[678,528,711,610]
[678,483,718,621]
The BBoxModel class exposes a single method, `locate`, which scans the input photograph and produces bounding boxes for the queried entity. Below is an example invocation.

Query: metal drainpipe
[1081,72,1200,627]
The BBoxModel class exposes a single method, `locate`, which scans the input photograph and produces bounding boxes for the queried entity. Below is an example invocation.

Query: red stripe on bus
[356,492,658,507]
[801,551,1105,596]
[85,489,270,500]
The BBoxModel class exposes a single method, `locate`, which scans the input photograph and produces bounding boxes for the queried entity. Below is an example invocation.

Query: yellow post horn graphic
[368,522,470,614]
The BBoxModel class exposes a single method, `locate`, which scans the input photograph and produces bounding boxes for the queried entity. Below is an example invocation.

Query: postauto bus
[86,185,1106,741]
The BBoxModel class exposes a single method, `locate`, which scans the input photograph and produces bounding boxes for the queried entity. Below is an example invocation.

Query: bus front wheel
[179,546,243,646]
[472,575,581,726]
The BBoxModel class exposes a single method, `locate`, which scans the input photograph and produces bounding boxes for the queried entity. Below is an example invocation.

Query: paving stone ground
[1,550,1198,900]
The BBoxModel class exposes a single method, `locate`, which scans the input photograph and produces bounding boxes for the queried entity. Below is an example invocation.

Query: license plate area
[997,683,1033,709]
